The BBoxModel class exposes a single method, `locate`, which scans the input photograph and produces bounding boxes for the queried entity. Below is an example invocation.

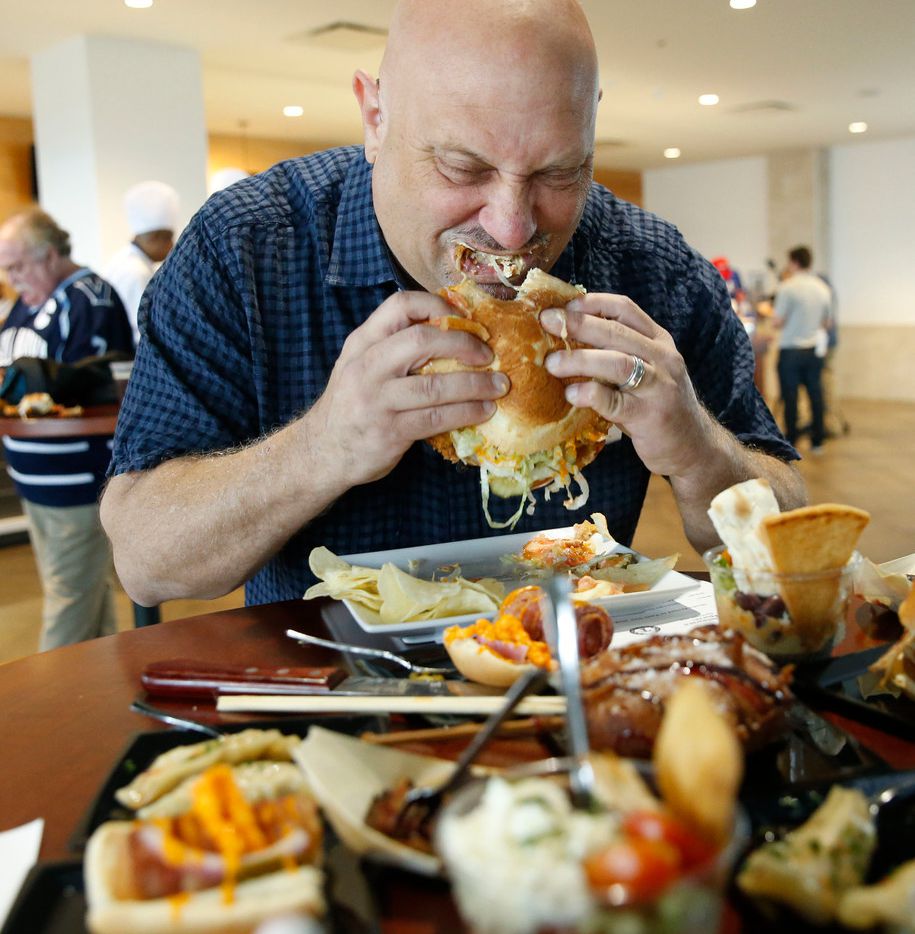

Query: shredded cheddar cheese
[444,613,553,669]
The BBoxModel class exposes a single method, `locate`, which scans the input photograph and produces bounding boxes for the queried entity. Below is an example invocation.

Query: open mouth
[453,242,531,290]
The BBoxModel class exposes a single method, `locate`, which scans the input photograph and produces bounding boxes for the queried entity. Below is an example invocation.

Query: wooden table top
[0,591,912,933]
[0,404,119,439]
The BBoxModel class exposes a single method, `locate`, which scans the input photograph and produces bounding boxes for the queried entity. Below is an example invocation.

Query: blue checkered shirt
[110,146,796,605]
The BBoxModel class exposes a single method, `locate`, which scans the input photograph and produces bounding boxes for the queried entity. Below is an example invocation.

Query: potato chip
[304,547,503,624]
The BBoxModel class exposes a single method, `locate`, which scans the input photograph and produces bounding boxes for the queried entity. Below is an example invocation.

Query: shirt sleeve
[674,246,798,463]
[109,211,264,475]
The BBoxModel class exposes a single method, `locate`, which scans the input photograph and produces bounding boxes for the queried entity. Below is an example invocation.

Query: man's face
[362,51,596,297]
[0,237,59,308]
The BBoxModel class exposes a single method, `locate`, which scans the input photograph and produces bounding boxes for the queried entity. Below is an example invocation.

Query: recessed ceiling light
[664,147,682,159]
[848,121,868,134]
[283,105,304,118]
[124,0,153,8]
[730,0,756,9]
[698,93,720,106]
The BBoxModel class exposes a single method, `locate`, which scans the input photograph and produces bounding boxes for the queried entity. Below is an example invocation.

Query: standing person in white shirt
[773,245,831,454]
[103,181,180,347]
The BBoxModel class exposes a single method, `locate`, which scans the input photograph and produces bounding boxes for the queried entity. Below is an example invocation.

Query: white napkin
[0,818,43,927]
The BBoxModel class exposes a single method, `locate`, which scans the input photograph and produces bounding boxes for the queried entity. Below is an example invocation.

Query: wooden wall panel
[0,117,36,224]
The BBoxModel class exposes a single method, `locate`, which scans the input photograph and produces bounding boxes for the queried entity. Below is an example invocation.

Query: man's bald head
[380,0,599,130]
[353,0,601,293]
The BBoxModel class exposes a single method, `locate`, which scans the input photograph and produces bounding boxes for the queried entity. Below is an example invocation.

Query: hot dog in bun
[422,268,613,528]
[445,586,613,687]
[85,762,325,933]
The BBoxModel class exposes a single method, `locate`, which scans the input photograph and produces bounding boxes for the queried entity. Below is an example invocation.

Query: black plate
[69,714,382,853]
[1,862,86,934]
[735,768,915,933]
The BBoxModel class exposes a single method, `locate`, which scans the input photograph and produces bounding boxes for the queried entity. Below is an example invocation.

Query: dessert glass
[703,545,860,660]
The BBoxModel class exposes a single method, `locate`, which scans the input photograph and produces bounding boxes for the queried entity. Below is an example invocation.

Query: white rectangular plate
[340,528,699,636]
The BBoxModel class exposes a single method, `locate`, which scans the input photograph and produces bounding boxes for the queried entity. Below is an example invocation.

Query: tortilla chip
[761,504,870,575]
[759,504,869,650]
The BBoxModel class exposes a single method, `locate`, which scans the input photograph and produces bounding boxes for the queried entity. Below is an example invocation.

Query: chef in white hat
[102,180,180,346]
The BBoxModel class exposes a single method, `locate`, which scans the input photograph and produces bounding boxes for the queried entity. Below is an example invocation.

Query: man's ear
[353,69,384,164]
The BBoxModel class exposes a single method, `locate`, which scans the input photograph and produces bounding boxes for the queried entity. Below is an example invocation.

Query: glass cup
[703,545,860,660]
[435,762,748,934]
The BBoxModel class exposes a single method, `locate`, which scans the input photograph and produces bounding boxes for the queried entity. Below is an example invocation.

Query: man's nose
[477,181,537,253]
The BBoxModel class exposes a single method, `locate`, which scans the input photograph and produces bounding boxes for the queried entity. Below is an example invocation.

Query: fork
[285,628,445,677]
[543,574,595,809]
[393,665,550,836]
[130,698,222,739]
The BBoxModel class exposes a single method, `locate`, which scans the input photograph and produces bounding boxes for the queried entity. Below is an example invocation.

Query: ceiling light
[283,105,304,118]
[848,121,868,134]
[664,147,681,159]
[124,0,153,8]
[698,94,720,106]
[729,0,756,9]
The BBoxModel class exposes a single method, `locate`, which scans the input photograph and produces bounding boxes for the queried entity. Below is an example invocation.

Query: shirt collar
[325,155,397,289]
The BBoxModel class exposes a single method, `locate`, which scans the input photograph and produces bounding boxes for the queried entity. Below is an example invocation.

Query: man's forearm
[100,416,348,605]
[669,416,807,554]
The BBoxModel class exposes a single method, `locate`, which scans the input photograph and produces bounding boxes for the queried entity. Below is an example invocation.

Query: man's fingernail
[493,372,510,394]
[540,309,562,329]
[544,353,561,374]
[481,400,496,417]
[566,384,581,404]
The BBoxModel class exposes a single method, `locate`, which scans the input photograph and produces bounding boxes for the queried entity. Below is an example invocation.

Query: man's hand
[307,290,508,488]
[540,293,715,480]
[540,292,806,550]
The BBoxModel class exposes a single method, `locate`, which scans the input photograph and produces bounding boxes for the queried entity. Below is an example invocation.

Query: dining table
[1,585,913,933]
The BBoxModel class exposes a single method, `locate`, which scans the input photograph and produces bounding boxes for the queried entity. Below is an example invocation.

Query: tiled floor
[1,399,911,666]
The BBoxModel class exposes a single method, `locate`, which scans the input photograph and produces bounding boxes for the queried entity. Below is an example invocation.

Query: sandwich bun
[421,269,611,520]
[444,586,554,687]
[85,822,324,934]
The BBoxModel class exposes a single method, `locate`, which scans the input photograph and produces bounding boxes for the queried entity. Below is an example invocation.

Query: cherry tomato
[622,810,717,871]
[583,837,681,904]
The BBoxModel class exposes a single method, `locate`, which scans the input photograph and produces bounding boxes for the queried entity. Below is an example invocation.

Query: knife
[141,659,503,698]
[799,644,891,690]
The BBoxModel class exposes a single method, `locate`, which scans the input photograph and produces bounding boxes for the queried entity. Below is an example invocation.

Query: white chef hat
[208,167,250,195]
[124,180,180,236]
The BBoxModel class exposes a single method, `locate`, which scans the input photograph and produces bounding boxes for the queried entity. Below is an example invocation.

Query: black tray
[1,862,86,934]
[795,676,915,742]
[2,847,379,934]
[69,714,384,852]
[735,768,915,934]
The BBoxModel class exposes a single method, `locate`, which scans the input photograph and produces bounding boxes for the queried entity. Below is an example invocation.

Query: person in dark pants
[773,246,831,453]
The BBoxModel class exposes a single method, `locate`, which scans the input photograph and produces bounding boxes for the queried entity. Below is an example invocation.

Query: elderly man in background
[103,180,180,347]
[102,0,805,610]
[0,208,134,649]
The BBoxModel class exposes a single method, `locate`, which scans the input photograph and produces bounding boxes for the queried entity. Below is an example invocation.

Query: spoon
[392,666,550,836]
[286,628,446,677]
[544,574,595,809]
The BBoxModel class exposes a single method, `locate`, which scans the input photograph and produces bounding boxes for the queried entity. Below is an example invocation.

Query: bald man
[102,0,804,608]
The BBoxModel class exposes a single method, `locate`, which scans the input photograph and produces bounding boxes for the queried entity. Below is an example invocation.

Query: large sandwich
[422,268,613,528]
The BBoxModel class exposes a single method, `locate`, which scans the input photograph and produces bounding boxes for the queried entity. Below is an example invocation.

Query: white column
[30,36,208,270]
